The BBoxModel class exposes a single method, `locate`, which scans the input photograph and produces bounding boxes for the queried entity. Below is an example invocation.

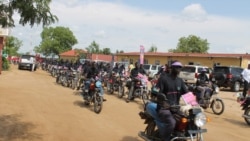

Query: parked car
[179,65,210,84]
[143,64,161,79]
[210,65,244,92]
[18,55,37,71]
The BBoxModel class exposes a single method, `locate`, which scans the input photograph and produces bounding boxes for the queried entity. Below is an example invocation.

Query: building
[59,49,87,61]
[59,49,117,63]
[116,52,250,68]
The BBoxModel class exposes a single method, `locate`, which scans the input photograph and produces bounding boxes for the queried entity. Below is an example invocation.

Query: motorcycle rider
[139,64,147,75]
[154,61,188,141]
[85,61,106,101]
[112,63,120,74]
[126,62,140,102]
[196,68,210,104]
[157,64,170,77]
[119,63,126,75]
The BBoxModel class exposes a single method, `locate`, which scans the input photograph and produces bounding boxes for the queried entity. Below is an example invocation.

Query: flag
[140,45,144,64]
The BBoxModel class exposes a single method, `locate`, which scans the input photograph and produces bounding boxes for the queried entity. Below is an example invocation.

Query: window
[130,59,133,64]
[155,60,160,65]
[143,64,151,69]
[188,62,194,65]
[151,65,157,70]
[181,66,195,72]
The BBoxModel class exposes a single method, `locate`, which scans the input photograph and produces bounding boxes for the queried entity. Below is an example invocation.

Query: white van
[143,64,161,79]
[179,65,210,84]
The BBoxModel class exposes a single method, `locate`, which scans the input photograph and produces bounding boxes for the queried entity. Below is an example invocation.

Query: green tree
[74,48,87,59]
[148,45,157,52]
[0,0,58,28]
[116,50,124,53]
[38,26,78,57]
[170,35,209,53]
[102,48,111,55]
[4,36,22,56]
[85,41,102,54]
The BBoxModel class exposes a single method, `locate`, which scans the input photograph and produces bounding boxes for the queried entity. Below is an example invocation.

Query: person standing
[30,56,36,71]
[241,64,250,98]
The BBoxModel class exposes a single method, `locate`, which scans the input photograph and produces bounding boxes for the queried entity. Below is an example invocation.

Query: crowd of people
[39,58,250,141]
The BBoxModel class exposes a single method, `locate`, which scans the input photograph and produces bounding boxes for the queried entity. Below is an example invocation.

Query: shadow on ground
[120,136,142,141]
[0,114,42,141]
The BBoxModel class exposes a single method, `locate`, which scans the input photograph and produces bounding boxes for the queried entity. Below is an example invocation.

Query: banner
[140,45,144,64]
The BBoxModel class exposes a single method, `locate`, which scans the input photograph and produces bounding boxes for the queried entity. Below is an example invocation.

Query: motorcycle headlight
[194,112,207,127]
[215,86,220,93]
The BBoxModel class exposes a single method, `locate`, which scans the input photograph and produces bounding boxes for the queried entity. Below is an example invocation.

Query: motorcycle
[188,79,225,115]
[138,93,208,141]
[82,77,103,114]
[126,73,149,104]
[107,71,119,94]
[117,74,127,98]
[235,92,250,125]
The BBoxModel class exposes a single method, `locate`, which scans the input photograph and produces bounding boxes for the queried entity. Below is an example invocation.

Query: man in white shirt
[241,64,250,98]
[30,56,36,71]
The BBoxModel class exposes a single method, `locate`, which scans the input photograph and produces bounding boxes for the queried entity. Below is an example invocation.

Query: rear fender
[242,98,250,110]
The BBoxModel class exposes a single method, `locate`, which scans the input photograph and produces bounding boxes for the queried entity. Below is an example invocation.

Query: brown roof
[60,49,87,57]
[116,52,250,59]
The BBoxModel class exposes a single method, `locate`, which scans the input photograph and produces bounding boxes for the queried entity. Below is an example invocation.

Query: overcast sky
[10,0,250,54]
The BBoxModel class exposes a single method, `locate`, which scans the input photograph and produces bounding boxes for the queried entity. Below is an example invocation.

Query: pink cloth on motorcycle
[181,92,199,106]
[136,73,149,84]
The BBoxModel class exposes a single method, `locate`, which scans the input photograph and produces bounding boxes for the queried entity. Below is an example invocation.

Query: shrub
[2,57,10,70]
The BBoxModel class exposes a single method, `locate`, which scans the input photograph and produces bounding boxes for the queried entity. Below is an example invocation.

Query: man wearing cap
[156,61,188,141]
[196,68,210,103]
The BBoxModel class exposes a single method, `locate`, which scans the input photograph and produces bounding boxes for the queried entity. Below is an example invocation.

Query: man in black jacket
[126,62,140,102]
[156,61,188,141]
[196,68,210,103]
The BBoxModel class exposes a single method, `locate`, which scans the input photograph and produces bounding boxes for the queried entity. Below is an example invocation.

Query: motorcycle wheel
[109,83,115,94]
[109,88,114,94]
[118,85,125,98]
[141,91,149,105]
[56,76,60,84]
[211,99,225,115]
[71,80,76,90]
[244,107,250,125]
[94,94,103,114]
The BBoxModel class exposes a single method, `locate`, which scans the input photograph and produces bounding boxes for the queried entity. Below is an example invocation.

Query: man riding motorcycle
[150,61,188,141]
[126,62,140,102]
[84,61,105,101]
[196,68,210,104]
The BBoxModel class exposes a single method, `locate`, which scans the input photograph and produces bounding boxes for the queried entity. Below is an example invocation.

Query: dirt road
[0,65,250,141]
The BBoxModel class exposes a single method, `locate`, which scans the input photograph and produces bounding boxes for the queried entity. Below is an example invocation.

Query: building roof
[116,52,250,59]
[59,49,87,57]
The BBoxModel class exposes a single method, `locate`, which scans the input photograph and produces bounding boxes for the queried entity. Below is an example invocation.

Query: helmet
[201,68,206,72]
[171,61,183,67]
